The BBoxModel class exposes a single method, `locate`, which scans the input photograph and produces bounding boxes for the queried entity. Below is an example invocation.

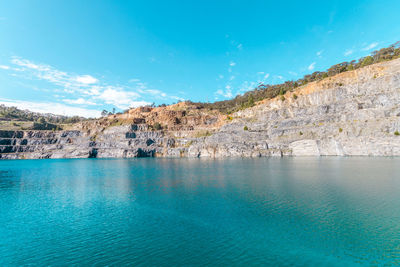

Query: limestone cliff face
[1,59,400,159]
[192,58,400,156]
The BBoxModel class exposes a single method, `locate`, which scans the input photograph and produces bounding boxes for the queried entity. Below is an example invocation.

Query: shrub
[339,128,343,133]
[361,56,374,67]
[293,94,298,100]
[395,131,400,136]
[185,140,194,147]
[244,126,248,131]
[194,130,212,138]
[280,95,285,101]
[299,131,303,136]
[32,122,62,131]
[37,117,46,124]
[153,122,162,130]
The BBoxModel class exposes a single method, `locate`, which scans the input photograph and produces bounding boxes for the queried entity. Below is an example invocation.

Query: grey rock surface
[1,59,400,159]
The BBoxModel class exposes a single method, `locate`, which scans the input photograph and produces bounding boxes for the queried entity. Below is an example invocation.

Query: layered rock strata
[1,59,400,159]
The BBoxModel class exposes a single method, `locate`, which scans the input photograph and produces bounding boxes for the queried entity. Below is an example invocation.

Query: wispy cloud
[75,75,98,84]
[316,50,323,57]
[344,49,354,56]
[215,87,233,98]
[0,65,10,69]
[98,88,149,108]
[63,98,97,106]
[237,44,243,50]
[288,71,298,76]
[144,89,167,97]
[11,57,91,92]
[362,42,378,51]
[218,71,270,99]
[8,56,173,111]
[308,62,316,71]
[229,61,236,67]
[237,81,257,94]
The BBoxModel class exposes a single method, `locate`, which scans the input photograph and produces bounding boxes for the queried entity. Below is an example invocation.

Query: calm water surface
[0,157,400,266]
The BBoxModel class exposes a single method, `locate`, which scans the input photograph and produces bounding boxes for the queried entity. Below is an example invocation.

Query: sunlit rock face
[1,59,400,159]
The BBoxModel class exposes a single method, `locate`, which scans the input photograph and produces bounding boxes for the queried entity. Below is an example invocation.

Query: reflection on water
[0,157,400,266]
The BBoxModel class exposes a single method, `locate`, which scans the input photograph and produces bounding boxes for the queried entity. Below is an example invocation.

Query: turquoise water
[1,158,400,266]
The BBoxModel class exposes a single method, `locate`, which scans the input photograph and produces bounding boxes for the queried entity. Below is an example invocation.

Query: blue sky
[0,0,399,117]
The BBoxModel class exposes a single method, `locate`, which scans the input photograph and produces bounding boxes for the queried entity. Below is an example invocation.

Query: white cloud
[8,56,175,113]
[11,58,42,70]
[11,57,75,90]
[63,98,97,105]
[289,71,298,76]
[344,49,353,56]
[75,75,98,84]
[170,95,185,101]
[96,88,146,109]
[129,78,140,83]
[362,42,378,51]
[238,81,257,94]
[256,72,269,82]
[230,75,235,81]
[308,62,316,71]
[0,98,101,118]
[316,50,323,57]
[215,87,232,98]
[145,89,162,95]
[229,61,236,67]
[135,82,148,90]
[83,86,101,96]
[0,65,10,70]
[237,44,243,50]
[277,75,284,80]
[145,89,167,98]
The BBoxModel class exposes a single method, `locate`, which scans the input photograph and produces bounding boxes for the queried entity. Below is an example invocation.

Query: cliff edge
[1,58,400,159]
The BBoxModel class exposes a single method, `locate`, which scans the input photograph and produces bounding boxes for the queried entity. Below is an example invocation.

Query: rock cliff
[1,59,400,159]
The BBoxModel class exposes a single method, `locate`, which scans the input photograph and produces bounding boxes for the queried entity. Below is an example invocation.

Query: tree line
[0,105,86,124]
